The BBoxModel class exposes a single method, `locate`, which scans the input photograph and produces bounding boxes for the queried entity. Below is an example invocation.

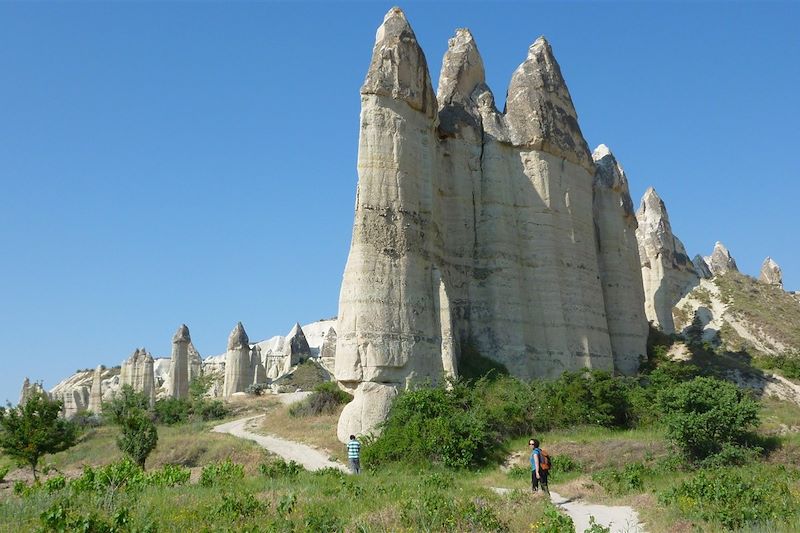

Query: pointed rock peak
[288,322,305,338]
[760,257,783,287]
[593,144,626,187]
[172,324,191,344]
[228,322,249,350]
[437,28,486,107]
[592,144,612,160]
[638,187,668,219]
[707,241,738,275]
[693,255,713,279]
[504,35,593,172]
[95,365,103,373]
[362,6,436,117]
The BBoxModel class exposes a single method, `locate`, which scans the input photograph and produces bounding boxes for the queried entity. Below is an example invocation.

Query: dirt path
[211,415,348,473]
[491,487,645,532]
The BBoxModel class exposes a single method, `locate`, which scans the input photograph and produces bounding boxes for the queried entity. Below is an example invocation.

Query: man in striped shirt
[346,434,361,474]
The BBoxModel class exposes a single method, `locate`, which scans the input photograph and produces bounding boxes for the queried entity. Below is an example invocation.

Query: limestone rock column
[592,145,648,374]
[223,322,252,397]
[87,365,104,413]
[760,257,783,287]
[168,324,191,399]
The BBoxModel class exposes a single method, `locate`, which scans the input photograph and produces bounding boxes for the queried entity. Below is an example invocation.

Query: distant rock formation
[335,9,647,440]
[63,386,89,418]
[319,327,337,373]
[262,323,312,379]
[168,324,191,399]
[692,255,713,279]
[189,343,203,383]
[120,348,156,407]
[760,257,783,288]
[635,187,699,333]
[87,365,103,413]
[251,345,266,385]
[223,322,252,396]
[19,377,48,406]
[705,241,738,275]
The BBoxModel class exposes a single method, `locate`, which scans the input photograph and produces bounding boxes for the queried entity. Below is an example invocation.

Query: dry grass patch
[257,401,346,462]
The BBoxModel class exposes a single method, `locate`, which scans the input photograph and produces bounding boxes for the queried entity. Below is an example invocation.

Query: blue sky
[1,1,798,403]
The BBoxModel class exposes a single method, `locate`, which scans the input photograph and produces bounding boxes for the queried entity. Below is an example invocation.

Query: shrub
[154,397,192,425]
[40,501,136,533]
[551,455,580,473]
[102,385,150,425]
[657,376,759,460]
[0,391,78,480]
[0,464,9,483]
[592,462,651,495]
[659,467,798,529]
[531,504,574,533]
[363,380,494,469]
[147,464,190,487]
[288,382,352,417]
[755,352,800,379]
[200,459,244,487]
[193,399,228,421]
[213,492,267,519]
[506,465,530,480]
[259,458,303,479]
[116,409,158,469]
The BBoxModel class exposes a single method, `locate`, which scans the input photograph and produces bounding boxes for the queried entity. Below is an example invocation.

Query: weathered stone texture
[760,257,783,287]
[168,324,191,399]
[87,365,103,413]
[223,322,252,397]
[635,188,699,333]
[335,9,648,439]
[705,241,738,275]
[120,348,156,407]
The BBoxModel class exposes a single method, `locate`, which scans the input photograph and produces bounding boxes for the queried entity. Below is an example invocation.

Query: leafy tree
[116,408,158,469]
[102,385,150,425]
[657,376,759,460]
[685,312,705,346]
[0,391,78,480]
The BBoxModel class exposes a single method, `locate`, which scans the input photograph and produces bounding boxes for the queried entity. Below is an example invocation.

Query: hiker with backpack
[529,438,550,495]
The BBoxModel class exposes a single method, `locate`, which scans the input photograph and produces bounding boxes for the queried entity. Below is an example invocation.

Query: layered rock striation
[635,188,699,333]
[335,9,648,440]
[120,348,156,407]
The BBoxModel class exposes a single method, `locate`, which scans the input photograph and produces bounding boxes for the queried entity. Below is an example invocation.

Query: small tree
[685,312,705,347]
[657,376,759,460]
[102,385,149,425]
[0,391,78,480]
[116,408,158,469]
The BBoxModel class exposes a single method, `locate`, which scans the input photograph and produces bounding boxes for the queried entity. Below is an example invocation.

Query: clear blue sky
[1,1,798,403]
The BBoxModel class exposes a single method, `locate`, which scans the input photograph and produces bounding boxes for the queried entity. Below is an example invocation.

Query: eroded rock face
[319,327,337,373]
[19,377,48,406]
[635,188,699,333]
[87,365,103,413]
[692,255,713,279]
[63,386,89,418]
[335,9,648,439]
[120,348,156,407]
[223,322,252,397]
[592,145,648,374]
[251,345,266,385]
[705,241,738,275]
[337,382,398,443]
[168,324,191,399]
[760,257,783,287]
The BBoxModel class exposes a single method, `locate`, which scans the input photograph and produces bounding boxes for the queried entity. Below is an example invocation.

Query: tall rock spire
[635,187,699,333]
[504,37,594,172]
[224,322,252,397]
[87,365,103,413]
[168,324,191,399]
[592,145,648,373]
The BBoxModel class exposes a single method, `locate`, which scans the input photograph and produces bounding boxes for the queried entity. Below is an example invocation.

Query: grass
[715,271,800,352]
[256,396,348,463]
[273,360,329,391]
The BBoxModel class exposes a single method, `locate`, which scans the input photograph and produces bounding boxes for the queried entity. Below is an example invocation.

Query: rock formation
[635,187,699,333]
[189,342,203,383]
[760,257,783,287]
[335,9,647,440]
[251,345,267,385]
[19,377,48,406]
[692,255,713,279]
[705,241,738,275]
[63,386,89,418]
[592,145,649,375]
[319,327,337,373]
[223,322,252,396]
[120,348,156,407]
[168,324,191,399]
[87,365,103,413]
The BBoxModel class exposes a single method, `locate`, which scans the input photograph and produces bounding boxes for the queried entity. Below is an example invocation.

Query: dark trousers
[531,469,549,492]
[349,458,360,474]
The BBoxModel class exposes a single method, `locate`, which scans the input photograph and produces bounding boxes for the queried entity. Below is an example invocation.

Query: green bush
[592,462,651,495]
[289,382,352,417]
[552,454,581,473]
[362,380,494,469]
[154,397,192,425]
[259,458,303,479]
[147,464,191,487]
[755,352,800,379]
[102,385,150,425]
[200,459,245,487]
[660,467,798,529]
[657,376,759,460]
[533,504,574,533]
[0,464,9,483]
[116,408,158,469]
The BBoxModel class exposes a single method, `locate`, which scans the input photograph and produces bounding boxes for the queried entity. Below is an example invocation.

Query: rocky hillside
[674,272,800,356]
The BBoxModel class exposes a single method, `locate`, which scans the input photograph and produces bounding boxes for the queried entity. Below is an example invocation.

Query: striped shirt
[347,439,361,459]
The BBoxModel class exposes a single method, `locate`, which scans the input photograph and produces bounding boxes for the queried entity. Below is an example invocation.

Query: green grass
[273,360,329,391]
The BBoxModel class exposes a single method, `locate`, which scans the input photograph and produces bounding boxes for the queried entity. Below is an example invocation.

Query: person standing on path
[347,434,361,474]
[529,438,549,496]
